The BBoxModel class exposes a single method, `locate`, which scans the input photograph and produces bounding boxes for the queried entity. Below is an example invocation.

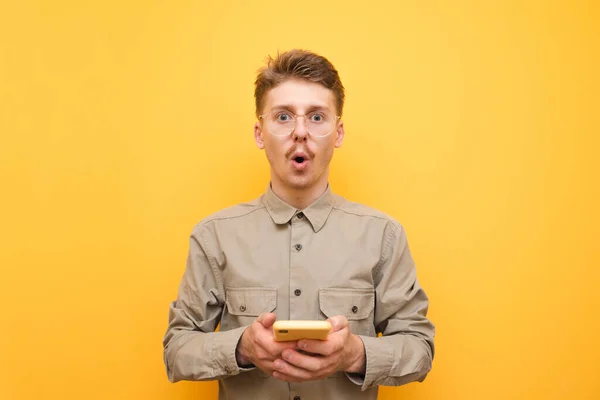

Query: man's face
[254,79,344,193]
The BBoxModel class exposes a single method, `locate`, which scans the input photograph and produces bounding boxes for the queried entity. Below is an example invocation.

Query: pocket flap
[225,287,277,317]
[319,288,375,320]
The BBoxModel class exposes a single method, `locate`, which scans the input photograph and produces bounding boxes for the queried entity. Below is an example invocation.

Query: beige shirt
[163,185,435,399]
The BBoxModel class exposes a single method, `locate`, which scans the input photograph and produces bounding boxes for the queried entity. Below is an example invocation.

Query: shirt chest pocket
[318,288,376,337]
[224,287,277,330]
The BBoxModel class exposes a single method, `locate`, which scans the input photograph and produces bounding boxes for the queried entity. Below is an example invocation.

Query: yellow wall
[1,1,598,399]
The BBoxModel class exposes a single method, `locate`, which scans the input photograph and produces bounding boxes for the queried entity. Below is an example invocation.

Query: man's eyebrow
[270,104,331,112]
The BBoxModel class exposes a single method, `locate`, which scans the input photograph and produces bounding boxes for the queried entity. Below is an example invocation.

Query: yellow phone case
[272,320,332,342]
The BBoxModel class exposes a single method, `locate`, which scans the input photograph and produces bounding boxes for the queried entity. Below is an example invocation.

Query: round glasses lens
[307,112,334,137]
[267,111,294,136]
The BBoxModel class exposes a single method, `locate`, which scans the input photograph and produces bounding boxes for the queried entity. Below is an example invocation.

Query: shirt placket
[289,211,311,321]
[288,210,312,400]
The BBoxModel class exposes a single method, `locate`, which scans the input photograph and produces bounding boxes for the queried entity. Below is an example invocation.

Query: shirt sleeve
[162,225,251,382]
[355,221,435,390]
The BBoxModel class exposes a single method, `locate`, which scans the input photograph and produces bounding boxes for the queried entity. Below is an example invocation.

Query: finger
[298,334,343,357]
[272,359,313,382]
[281,349,324,373]
[327,315,348,332]
[262,361,275,375]
[272,371,302,383]
[266,339,299,357]
[256,312,277,328]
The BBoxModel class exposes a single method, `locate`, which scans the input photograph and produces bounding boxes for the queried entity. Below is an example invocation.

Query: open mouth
[290,151,310,169]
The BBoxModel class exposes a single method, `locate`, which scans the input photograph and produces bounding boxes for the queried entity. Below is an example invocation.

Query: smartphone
[273,320,332,342]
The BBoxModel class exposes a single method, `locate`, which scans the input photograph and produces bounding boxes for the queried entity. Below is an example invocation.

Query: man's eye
[276,113,292,122]
[310,113,324,122]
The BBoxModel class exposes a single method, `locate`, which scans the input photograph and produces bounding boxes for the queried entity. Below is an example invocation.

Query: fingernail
[300,341,307,349]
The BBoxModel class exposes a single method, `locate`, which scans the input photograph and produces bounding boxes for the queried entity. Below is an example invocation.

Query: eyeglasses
[259,109,341,137]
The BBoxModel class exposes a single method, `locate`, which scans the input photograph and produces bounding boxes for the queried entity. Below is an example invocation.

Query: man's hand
[271,315,366,382]
[236,313,298,374]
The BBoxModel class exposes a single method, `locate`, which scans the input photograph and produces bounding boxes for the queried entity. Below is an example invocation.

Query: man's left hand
[271,315,366,382]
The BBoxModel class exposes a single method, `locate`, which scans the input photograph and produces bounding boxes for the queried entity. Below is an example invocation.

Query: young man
[163,49,435,399]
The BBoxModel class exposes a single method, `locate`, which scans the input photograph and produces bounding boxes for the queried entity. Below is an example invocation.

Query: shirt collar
[262,184,335,232]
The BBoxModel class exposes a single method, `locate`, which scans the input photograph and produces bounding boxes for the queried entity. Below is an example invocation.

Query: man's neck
[270,181,328,210]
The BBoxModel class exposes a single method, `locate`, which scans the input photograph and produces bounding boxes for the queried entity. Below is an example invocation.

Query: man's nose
[292,116,309,141]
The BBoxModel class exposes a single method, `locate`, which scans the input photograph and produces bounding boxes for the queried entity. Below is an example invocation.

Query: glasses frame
[258,110,341,138]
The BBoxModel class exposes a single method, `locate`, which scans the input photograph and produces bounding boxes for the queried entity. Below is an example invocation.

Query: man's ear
[254,121,265,149]
[334,120,345,148]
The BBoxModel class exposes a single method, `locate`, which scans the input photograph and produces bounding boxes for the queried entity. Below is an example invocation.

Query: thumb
[327,315,348,332]
[256,312,277,328]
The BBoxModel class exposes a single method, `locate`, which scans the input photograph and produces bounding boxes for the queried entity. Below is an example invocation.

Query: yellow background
[1,1,598,399]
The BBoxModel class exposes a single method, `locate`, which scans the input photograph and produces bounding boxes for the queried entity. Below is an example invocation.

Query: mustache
[285,145,315,159]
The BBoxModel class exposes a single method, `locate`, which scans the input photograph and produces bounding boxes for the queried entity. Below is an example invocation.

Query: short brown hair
[254,49,345,117]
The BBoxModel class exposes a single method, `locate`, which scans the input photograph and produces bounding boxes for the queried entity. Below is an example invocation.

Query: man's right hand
[236,313,298,374]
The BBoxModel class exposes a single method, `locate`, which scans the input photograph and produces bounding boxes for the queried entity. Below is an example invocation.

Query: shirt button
[294,244,303,251]
[240,305,246,312]
[294,289,302,296]
[352,306,358,313]
[297,212,304,219]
